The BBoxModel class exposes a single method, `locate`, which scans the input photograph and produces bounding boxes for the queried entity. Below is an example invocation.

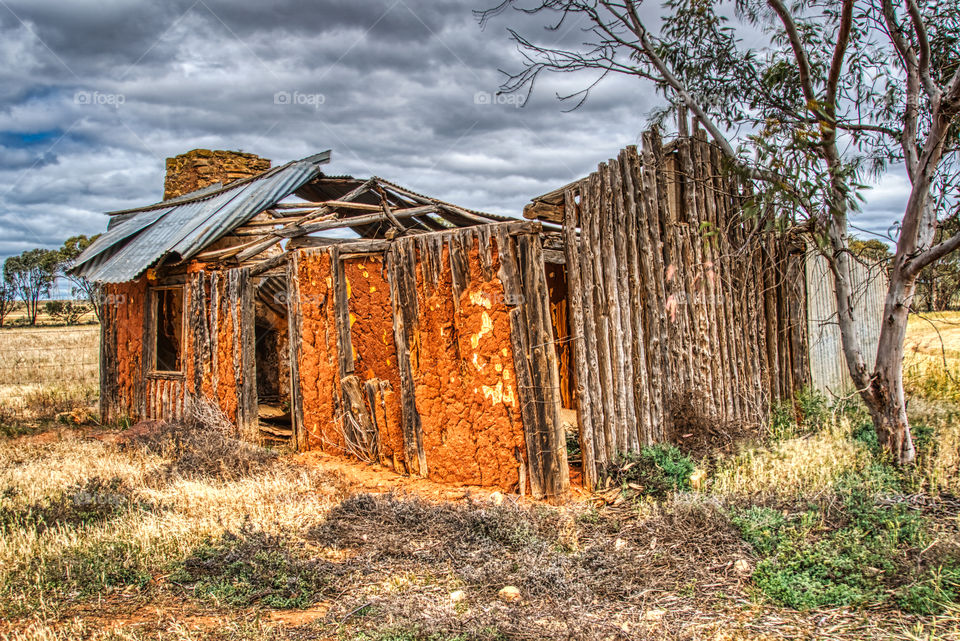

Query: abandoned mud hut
[72,127,884,498]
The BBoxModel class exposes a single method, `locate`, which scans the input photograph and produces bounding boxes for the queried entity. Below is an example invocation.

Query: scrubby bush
[172,526,333,609]
[0,476,143,533]
[731,489,960,613]
[128,399,277,481]
[606,444,695,497]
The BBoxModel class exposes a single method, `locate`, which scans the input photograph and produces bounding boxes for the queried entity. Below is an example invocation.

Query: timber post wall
[563,129,811,489]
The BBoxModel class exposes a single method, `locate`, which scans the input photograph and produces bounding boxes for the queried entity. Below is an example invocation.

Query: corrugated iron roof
[71,151,331,283]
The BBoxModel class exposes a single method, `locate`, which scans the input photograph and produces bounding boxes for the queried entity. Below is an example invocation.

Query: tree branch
[614,0,743,165]
[881,0,921,180]
[767,0,818,108]
[904,0,939,101]
[835,121,901,138]
[904,230,960,278]
[826,0,855,111]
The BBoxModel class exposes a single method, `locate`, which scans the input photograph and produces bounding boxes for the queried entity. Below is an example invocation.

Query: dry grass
[0,325,99,427]
[1,430,957,640]
[0,326,99,389]
[904,311,960,403]
[0,435,345,621]
[0,315,958,640]
[709,417,874,499]
[706,312,960,500]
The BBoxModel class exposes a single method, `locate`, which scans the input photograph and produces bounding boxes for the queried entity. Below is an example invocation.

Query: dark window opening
[153,287,184,372]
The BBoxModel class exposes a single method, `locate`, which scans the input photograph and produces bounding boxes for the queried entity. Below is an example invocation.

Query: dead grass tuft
[306,492,749,638]
[126,400,278,482]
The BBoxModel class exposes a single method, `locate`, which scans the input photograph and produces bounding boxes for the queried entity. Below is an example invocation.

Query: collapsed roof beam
[230,178,376,262]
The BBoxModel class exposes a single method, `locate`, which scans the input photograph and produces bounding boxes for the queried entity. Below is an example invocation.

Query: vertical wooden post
[386,240,427,477]
[576,179,608,466]
[562,189,598,489]
[286,253,307,451]
[609,156,639,452]
[238,267,259,442]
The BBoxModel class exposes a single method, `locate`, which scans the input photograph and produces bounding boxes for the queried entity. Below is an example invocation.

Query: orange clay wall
[101,266,261,431]
[411,241,526,489]
[296,252,343,452]
[344,257,405,471]
[292,236,528,491]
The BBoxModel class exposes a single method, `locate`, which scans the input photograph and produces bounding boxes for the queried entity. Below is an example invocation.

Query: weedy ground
[0,316,958,640]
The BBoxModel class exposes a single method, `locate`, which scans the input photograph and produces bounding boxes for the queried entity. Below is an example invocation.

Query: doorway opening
[253,275,293,442]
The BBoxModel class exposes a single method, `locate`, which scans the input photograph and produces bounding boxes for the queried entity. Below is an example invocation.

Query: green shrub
[0,477,142,534]
[730,490,958,612]
[795,387,830,431]
[896,567,960,614]
[768,401,797,441]
[606,444,695,497]
[1,536,154,615]
[729,507,784,555]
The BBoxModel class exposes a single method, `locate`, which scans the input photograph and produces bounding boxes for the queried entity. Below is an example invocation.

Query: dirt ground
[2,315,960,640]
[0,422,955,641]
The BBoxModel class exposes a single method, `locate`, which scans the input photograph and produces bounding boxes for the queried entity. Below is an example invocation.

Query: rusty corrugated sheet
[71,152,331,283]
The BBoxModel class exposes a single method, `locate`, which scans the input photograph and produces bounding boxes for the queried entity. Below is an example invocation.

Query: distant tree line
[0,234,101,327]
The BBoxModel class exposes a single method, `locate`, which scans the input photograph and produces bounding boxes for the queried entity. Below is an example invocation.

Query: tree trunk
[868,268,916,464]
[826,186,918,465]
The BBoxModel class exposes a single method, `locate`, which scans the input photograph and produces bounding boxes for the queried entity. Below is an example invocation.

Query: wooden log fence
[563,128,811,489]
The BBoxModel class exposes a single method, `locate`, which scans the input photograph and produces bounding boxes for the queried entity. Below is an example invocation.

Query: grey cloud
[0,0,906,265]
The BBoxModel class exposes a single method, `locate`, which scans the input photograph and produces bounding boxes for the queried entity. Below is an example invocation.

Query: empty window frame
[151,286,184,373]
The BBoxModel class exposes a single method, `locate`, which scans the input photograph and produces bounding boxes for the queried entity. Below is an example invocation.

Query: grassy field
[0,316,958,640]
[904,311,960,404]
[0,324,98,433]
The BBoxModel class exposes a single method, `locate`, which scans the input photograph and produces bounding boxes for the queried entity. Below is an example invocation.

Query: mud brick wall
[164,150,271,200]
[344,256,405,472]
[100,278,147,423]
[289,228,548,492]
[100,267,257,431]
[185,268,257,437]
[408,238,527,489]
[293,251,343,452]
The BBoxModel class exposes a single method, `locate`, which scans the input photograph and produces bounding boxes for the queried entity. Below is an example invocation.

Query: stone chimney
[163,149,271,200]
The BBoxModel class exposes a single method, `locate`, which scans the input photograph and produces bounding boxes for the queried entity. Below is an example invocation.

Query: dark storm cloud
[0,0,904,262]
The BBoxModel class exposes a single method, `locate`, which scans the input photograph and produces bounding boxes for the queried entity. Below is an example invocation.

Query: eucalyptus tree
[3,249,59,326]
[58,235,103,322]
[0,281,16,328]
[479,0,960,463]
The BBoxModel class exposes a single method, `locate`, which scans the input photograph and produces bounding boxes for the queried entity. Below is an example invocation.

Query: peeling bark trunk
[871,255,918,464]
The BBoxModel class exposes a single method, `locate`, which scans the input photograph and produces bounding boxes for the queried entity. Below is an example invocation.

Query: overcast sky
[0,0,908,264]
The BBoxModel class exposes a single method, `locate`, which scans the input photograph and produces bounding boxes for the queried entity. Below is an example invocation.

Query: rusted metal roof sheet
[71,152,331,283]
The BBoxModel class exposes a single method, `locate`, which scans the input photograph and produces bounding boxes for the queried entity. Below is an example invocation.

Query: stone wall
[164,149,271,200]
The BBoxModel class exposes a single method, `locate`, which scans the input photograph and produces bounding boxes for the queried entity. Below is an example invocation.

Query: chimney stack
[163,149,271,200]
